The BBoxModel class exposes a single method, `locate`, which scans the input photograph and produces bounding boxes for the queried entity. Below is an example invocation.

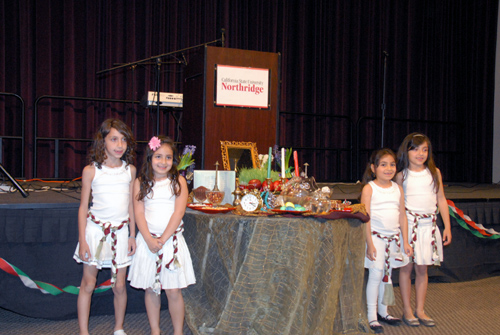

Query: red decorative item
[272,180,282,192]
[192,206,236,214]
[248,179,262,190]
[262,180,275,192]
[193,186,209,203]
[293,150,299,177]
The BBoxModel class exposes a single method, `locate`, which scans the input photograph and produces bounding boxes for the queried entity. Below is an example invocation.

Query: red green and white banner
[0,257,112,295]
[448,200,500,239]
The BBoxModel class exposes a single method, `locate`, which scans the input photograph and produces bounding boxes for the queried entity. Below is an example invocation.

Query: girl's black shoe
[369,320,384,333]
[377,313,402,326]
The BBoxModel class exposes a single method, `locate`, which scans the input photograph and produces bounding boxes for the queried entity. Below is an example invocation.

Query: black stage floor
[1,180,499,320]
[0,180,82,209]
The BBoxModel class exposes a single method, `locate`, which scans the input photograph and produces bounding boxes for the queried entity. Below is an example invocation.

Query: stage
[1,181,499,321]
[3,180,499,207]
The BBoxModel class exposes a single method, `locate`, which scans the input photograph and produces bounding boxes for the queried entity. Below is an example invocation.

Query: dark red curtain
[0,0,496,182]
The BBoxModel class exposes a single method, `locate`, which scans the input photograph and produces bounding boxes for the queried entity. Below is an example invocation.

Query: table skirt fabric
[182,211,369,335]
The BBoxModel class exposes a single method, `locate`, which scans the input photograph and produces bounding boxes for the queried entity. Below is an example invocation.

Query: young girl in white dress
[128,135,196,335]
[361,149,412,334]
[74,118,137,335]
[396,133,452,328]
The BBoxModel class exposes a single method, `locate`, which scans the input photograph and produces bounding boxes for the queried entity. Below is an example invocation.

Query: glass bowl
[205,190,225,207]
[308,198,332,214]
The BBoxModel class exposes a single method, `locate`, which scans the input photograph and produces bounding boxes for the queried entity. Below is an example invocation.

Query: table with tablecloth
[181,210,370,335]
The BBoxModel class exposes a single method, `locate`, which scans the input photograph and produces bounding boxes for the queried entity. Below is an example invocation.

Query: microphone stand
[112,60,180,134]
[96,38,223,76]
[381,51,389,148]
[96,34,224,137]
[155,57,161,135]
[0,163,29,198]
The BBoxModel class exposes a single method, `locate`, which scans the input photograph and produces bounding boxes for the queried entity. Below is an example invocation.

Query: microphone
[383,50,389,57]
[221,28,226,47]
[182,53,187,65]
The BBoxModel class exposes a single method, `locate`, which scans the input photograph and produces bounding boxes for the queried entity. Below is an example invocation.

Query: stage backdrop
[0,0,497,183]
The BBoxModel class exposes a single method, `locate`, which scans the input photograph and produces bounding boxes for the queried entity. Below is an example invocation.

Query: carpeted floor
[0,309,193,335]
[0,276,499,335]
[378,276,500,335]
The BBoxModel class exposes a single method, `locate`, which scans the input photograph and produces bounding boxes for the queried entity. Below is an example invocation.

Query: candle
[281,148,285,177]
[294,150,299,177]
[267,147,272,179]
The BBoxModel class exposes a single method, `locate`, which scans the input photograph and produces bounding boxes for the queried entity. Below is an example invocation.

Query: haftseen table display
[181,145,371,334]
[181,210,370,335]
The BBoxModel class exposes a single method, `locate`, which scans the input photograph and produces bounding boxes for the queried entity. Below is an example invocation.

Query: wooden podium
[183,46,280,169]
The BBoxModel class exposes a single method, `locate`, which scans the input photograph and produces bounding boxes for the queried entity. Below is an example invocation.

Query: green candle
[267,147,272,178]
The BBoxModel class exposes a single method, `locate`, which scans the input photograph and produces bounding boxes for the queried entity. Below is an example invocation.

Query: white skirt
[73,218,132,269]
[401,215,443,266]
[364,233,405,270]
[128,232,196,290]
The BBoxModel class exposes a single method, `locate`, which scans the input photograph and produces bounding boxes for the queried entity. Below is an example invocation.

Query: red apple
[262,180,275,192]
[272,180,282,192]
[248,179,262,190]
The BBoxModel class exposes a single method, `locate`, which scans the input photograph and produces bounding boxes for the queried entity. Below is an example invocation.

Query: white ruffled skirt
[401,215,443,266]
[127,232,196,290]
[73,218,132,269]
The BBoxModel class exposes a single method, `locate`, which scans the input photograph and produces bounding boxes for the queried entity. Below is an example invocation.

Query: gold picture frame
[220,141,260,171]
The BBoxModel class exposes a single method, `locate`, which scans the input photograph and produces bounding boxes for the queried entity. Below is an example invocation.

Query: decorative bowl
[205,190,225,207]
[193,186,209,203]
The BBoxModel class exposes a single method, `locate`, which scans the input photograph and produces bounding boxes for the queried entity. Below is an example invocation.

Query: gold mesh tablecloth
[182,210,370,335]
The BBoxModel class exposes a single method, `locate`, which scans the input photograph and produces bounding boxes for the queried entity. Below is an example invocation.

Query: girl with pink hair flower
[128,136,196,335]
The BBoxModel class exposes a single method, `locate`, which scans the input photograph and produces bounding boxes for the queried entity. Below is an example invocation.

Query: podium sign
[215,65,270,109]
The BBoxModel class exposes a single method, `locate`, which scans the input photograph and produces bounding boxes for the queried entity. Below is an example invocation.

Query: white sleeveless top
[368,180,401,235]
[402,168,437,215]
[90,161,132,224]
[144,178,181,235]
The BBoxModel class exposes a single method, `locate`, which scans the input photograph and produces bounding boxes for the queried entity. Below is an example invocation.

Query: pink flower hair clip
[148,136,162,151]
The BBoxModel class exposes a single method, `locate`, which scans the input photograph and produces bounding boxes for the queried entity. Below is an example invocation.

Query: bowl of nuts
[205,190,225,207]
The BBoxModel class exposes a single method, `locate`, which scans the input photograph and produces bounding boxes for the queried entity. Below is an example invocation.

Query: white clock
[238,190,263,213]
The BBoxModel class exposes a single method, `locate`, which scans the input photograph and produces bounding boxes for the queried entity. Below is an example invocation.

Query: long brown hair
[137,136,181,201]
[88,118,136,169]
[396,132,439,192]
[361,148,397,185]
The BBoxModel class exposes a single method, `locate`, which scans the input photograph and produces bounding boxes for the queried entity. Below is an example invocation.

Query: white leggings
[366,268,391,322]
